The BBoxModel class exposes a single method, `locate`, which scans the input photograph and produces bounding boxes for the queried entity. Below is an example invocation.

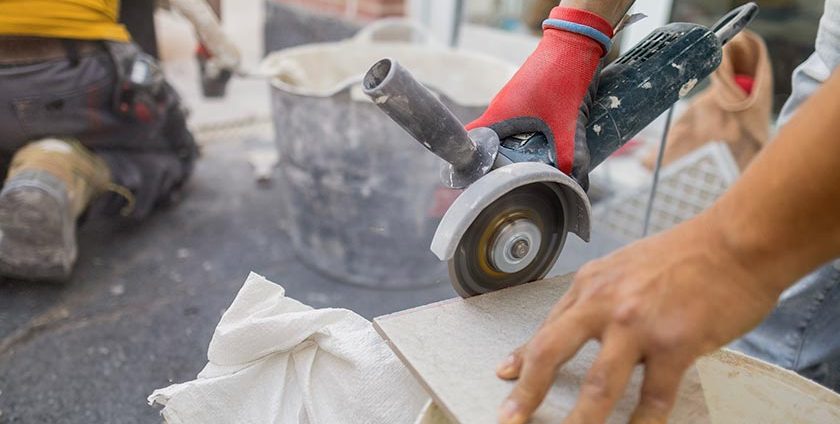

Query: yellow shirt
[0,0,130,42]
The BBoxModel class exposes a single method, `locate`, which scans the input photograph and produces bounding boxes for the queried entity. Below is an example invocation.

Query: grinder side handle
[363,59,500,188]
[363,59,477,171]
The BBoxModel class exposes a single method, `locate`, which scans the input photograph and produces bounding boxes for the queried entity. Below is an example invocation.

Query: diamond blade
[448,183,566,298]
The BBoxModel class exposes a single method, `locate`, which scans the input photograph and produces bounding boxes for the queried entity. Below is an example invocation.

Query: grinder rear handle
[714,2,759,44]
[585,2,758,168]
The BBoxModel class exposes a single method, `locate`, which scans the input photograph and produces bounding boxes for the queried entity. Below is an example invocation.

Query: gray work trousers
[0,41,198,219]
[730,0,840,392]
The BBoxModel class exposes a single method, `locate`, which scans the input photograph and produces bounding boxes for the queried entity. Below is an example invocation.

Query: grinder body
[363,4,758,297]
[587,23,724,168]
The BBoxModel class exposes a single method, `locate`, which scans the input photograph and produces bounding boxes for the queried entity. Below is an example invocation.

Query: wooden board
[375,275,709,424]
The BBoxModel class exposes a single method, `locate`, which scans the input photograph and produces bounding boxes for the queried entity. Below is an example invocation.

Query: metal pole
[642,106,675,237]
[451,0,465,47]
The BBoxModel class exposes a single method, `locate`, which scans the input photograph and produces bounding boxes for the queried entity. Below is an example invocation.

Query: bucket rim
[261,40,517,104]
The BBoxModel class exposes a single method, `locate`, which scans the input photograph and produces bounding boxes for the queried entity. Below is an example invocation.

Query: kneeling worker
[0,0,199,280]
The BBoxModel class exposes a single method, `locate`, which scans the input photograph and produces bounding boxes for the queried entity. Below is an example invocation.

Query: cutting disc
[448,183,566,297]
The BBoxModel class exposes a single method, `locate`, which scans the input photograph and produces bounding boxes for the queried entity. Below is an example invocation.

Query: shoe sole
[0,172,76,281]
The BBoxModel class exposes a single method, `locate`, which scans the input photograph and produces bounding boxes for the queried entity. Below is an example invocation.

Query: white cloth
[148,273,429,424]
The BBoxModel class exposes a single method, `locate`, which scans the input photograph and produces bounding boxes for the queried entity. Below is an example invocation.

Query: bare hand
[496,216,782,423]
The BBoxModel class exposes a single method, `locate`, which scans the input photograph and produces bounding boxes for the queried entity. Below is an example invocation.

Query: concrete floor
[0,2,627,422]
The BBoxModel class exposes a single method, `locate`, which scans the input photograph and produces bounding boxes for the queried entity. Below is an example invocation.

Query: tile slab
[375,275,709,424]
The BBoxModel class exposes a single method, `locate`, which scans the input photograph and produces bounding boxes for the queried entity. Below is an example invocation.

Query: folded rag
[148,273,429,424]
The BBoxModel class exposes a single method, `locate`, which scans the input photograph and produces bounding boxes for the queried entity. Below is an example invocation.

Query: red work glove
[466,7,614,176]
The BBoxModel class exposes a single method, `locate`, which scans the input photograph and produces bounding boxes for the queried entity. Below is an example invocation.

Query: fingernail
[497,355,516,374]
[499,399,524,424]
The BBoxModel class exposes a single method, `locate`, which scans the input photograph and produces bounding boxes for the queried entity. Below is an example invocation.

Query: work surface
[375,275,710,424]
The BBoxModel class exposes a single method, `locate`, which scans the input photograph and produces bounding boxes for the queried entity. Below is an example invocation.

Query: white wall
[621,0,674,50]
[407,0,676,59]
[407,0,460,45]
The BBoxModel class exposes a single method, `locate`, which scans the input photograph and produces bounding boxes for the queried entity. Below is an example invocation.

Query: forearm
[559,0,636,26]
[702,68,840,295]
[169,0,240,68]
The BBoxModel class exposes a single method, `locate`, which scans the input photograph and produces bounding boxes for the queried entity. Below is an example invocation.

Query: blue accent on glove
[542,18,613,55]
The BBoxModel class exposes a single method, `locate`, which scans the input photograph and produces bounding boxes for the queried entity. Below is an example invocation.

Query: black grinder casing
[585,23,723,168]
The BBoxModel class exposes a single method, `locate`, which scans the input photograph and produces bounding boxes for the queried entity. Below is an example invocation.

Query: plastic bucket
[261,20,516,288]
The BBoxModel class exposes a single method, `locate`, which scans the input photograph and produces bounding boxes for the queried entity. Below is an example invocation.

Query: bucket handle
[352,18,436,45]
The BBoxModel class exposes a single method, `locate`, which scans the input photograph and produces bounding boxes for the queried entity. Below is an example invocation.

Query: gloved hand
[572,64,602,191]
[197,43,235,98]
[466,7,614,179]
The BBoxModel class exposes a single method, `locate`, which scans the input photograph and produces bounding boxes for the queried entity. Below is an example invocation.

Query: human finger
[629,357,688,424]
[499,314,593,424]
[497,287,581,381]
[563,329,641,424]
[497,346,526,380]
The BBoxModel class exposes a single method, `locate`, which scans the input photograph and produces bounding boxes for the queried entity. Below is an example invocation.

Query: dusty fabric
[643,29,773,171]
[148,273,429,424]
[0,42,198,219]
[733,261,840,392]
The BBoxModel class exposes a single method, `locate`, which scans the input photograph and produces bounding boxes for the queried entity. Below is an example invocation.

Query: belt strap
[0,37,103,65]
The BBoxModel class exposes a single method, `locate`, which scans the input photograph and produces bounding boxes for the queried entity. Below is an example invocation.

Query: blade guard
[431,162,592,261]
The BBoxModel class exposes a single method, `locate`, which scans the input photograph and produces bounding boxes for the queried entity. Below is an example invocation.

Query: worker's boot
[643,30,773,171]
[0,139,112,281]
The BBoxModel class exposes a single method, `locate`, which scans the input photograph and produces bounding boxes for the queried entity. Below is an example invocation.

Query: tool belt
[0,36,104,66]
[102,41,167,123]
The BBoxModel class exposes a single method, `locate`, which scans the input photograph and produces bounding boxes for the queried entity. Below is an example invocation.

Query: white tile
[375,275,709,424]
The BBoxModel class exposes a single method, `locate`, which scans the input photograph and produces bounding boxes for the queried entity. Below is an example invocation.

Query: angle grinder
[362,3,759,297]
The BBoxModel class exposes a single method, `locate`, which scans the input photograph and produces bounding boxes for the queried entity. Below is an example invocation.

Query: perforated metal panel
[594,142,740,241]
